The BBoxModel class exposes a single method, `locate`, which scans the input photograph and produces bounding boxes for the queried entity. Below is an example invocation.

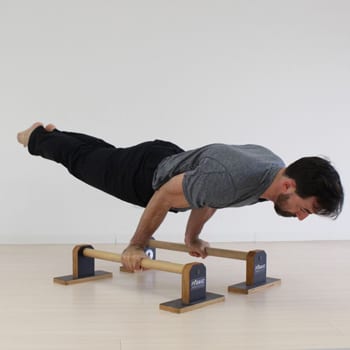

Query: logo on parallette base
[191,277,206,291]
[255,264,266,273]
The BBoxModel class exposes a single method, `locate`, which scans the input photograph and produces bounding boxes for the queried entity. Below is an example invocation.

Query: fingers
[202,249,208,259]
[189,247,208,258]
[187,238,210,259]
[121,245,148,272]
[189,251,201,258]
[121,255,143,271]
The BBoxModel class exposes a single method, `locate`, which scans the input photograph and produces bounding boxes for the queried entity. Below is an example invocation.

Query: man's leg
[18,123,133,201]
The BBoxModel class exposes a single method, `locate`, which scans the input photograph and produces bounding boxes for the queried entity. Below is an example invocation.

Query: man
[17,122,344,271]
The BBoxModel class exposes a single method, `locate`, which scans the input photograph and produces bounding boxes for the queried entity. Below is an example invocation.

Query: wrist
[128,241,146,249]
[185,235,199,245]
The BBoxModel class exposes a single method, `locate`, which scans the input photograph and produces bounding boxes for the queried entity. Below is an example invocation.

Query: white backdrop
[1,0,349,244]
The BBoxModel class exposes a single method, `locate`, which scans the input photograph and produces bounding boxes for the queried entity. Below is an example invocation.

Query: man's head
[274,157,343,220]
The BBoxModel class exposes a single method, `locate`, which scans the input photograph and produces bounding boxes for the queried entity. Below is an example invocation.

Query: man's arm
[121,173,189,271]
[184,207,217,258]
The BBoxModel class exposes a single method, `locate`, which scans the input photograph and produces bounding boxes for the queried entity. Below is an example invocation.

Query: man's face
[274,193,317,220]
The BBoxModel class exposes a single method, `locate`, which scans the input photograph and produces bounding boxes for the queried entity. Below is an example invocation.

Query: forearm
[129,191,170,247]
[184,207,216,244]
[129,173,189,248]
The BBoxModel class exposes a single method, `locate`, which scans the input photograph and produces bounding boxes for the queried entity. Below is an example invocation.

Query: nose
[296,211,309,221]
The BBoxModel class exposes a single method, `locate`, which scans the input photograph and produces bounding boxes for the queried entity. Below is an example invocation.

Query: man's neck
[260,168,286,202]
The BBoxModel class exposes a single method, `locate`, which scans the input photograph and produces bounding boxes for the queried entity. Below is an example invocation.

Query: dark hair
[284,157,344,219]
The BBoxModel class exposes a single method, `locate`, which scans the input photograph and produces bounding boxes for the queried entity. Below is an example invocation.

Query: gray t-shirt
[152,144,285,209]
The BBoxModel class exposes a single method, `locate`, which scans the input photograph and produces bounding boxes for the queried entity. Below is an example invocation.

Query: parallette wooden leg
[54,245,113,285]
[159,263,225,313]
[228,250,281,294]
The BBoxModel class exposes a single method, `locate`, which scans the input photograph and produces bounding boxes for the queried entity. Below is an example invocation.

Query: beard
[274,193,296,218]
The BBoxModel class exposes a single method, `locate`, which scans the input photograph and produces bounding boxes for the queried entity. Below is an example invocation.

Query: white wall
[1,0,349,244]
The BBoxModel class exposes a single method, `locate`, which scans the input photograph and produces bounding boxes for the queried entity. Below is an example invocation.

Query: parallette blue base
[228,277,281,294]
[159,292,225,313]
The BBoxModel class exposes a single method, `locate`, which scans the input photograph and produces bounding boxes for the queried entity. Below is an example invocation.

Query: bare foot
[17,122,44,147]
[45,123,56,132]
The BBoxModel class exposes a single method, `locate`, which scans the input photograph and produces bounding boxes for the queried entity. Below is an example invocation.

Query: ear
[281,178,297,194]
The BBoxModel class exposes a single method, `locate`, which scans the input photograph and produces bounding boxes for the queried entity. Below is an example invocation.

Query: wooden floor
[1,241,350,350]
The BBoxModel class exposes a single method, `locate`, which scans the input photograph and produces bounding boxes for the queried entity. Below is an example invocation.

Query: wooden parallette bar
[83,248,184,274]
[148,239,248,261]
[145,239,281,294]
[54,244,224,313]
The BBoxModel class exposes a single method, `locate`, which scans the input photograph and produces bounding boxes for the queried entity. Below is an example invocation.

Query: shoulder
[199,143,280,158]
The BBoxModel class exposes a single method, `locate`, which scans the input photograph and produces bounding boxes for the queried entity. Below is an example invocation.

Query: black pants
[28,126,184,207]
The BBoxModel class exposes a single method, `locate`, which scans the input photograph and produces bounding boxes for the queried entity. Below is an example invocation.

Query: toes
[17,122,43,147]
[45,124,56,132]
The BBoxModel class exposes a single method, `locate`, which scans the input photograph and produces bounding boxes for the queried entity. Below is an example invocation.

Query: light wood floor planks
[0,241,350,350]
